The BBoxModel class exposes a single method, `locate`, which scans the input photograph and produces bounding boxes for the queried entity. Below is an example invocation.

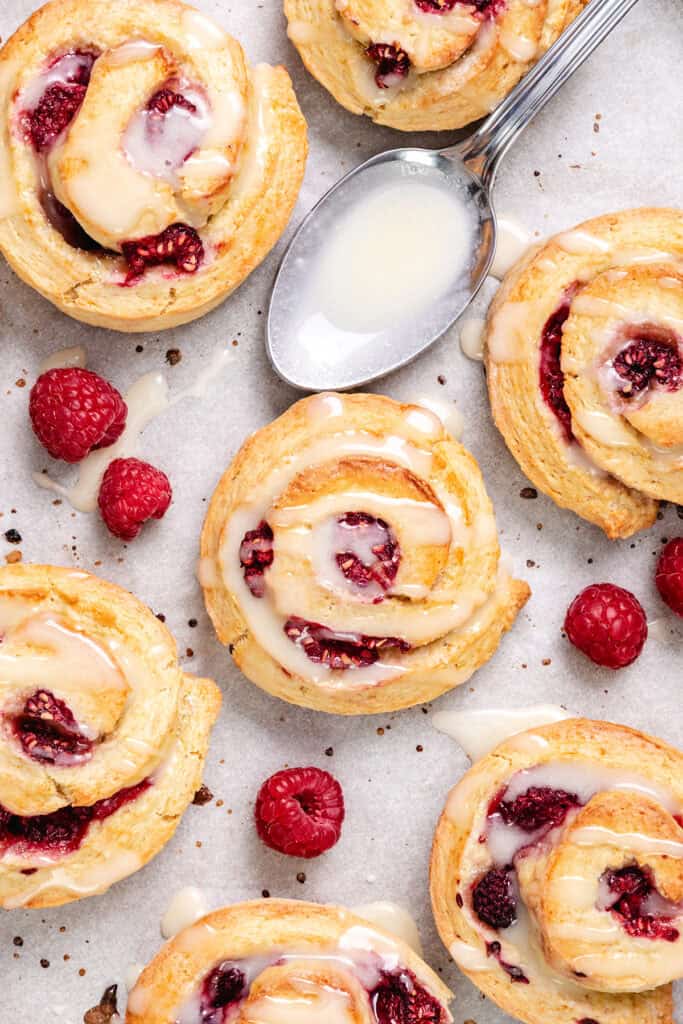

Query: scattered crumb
[519,487,537,500]
[296,872,306,884]
[192,785,213,806]
[4,528,21,543]
[325,747,334,757]
[165,348,182,366]
[5,550,22,564]
[83,984,119,1024]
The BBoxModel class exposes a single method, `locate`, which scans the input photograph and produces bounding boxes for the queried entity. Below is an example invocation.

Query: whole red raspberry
[564,583,647,669]
[29,368,127,463]
[98,458,172,541]
[655,538,683,618]
[255,766,345,858]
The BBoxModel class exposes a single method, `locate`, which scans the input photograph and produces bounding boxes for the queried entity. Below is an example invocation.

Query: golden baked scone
[0,0,307,331]
[126,899,454,1024]
[430,717,683,1024]
[200,392,530,715]
[284,0,587,131]
[0,564,221,909]
[486,207,683,539]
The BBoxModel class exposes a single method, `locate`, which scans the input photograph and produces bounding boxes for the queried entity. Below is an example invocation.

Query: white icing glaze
[489,216,533,280]
[182,9,230,50]
[408,396,464,440]
[571,825,683,858]
[449,938,490,971]
[458,317,486,361]
[0,60,20,220]
[2,849,142,908]
[161,886,209,939]
[247,982,353,1024]
[352,902,423,955]
[498,29,538,62]
[571,406,634,448]
[432,705,572,762]
[555,229,611,255]
[124,963,145,992]
[486,301,533,363]
[287,20,318,45]
[39,346,87,373]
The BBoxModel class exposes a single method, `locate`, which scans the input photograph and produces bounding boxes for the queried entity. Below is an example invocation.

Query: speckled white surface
[1,1,682,1022]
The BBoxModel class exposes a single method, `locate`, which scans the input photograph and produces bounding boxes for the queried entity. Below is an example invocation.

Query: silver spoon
[267,0,640,391]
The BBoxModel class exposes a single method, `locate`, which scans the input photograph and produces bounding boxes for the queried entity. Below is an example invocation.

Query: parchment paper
[1,0,682,1021]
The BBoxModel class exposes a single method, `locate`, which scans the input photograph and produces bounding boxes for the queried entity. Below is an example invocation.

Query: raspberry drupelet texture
[146,88,198,116]
[98,458,172,541]
[336,512,400,595]
[564,582,648,669]
[239,521,274,597]
[365,43,411,88]
[199,963,247,1024]
[655,538,683,617]
[13,690,93,765]
[370,968,446,1023]
[539,300,573,443]
[121,223,204,282]
[472,868,517,930]
[284,617,409,670]
[603,865,680,942]
[498,785,580,832]
[29,367,127,463]
[254,766,345,858]
[613,336,682,398]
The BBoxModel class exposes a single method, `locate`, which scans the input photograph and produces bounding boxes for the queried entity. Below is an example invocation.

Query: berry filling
[0,779,151,859]
[414,0,503,13]
[121,223,204,282]
[40,190,105,252]
[335,512,400,598]
[486,942,529,984]
[601,864,681,941]
[472,868,517,929]
[612,333,682,399]
[497,785,580,833]
[370,968,446,1023]
[539,299,574,443]
[239,521,274,598]
[283,616,409,670]
[12,689,93,766]
[366,43,411,89]
[146,88,198,117]
[198,962,247,1024]
[23,50,97,152]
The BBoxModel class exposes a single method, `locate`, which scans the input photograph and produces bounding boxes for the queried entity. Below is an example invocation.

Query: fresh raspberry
[98,458,172,541]
[472,868,517,930]
[121,223,204,282]
[498,786,580,832]
[370,969,446,1023]
[564,583,647,669]
[29,368,127,463]
[336,512,400,595]
[255,766,345,858]
[13,689,93,765]
[27,82,86,151]
[655,538,683,618]
[613,336,682,398]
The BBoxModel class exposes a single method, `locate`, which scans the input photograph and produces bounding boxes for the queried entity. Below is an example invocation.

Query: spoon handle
[444,0,641,186]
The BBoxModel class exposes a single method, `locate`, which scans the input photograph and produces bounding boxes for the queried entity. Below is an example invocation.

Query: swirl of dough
[0,564,220,908]
[125,899,453,1024]
[284,0,587,131]
[431,717,683,1024]
[0,0,307,331]
[486,208,683,538]
[200,392,530,714]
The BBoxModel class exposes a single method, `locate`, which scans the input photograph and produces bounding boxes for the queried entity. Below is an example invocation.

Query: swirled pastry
[200,392,529,715]
[0,564,220,909]
[486,208,683,539]
[126,898,453,1024]
[0,0,307,331]
[431,717,683,1024]
[284,0,586,131]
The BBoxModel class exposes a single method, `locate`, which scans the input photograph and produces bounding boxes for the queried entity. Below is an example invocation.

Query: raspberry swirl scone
[486,207,683,539]
[430,717,683,1024]
[0,564,221,909]
[0,0,307,331]
[200,392,530,715]
[284,0,586,131]
[126,899,453,1024]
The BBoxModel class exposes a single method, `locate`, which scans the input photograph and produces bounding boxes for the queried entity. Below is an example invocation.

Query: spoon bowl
[267,147,495,391]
